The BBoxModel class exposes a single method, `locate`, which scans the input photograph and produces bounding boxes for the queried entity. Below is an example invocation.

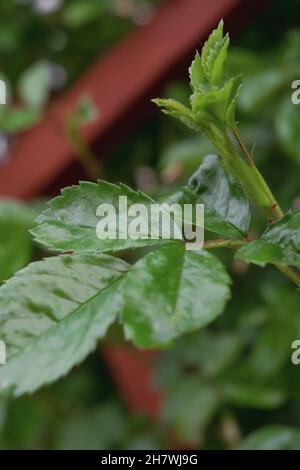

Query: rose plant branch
[154,20,300,288]
[0,21,300,398]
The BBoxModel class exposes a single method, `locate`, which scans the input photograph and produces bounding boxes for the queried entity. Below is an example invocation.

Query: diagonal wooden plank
[0,0,268,199]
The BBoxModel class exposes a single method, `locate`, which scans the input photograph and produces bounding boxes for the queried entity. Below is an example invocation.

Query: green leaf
[240,426,300,450]
[221,382,285,409]
[162,377,219,443]
[152,98,199,132]
[235,240,300,268]
[0,253,128,396]
[236,210,300,268]
[121,243,231,348]
[0,200,36,282]
[190,75,242,126]
[0,108,40,133]
[187,154,250,237]
[262,210,300,250]
[225,76,243,128]
[162,155,250,239]
[201,20,229,86]
[189,51,207,93]
[245,313,297,379]
[32,181,172,254]
[275,99,300,165]
[18,61,52,109]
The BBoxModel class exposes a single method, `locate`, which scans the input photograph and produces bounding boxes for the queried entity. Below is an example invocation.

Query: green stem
[231,127,254,166]
[230,127,284,221]
[213,126,300,288]
[66,120,101,181]
[215,128,282,221]
[204,239,247,250]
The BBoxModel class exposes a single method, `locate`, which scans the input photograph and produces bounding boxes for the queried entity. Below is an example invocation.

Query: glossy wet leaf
[0,253,128,396]
[262,209,300,249]
[165,190,242,239]
[235,240,300,268]
[164,154,250,238]
[32,181,173,254]
[236,210,300,268]
[121,243,231,348]
[188,155,250,237]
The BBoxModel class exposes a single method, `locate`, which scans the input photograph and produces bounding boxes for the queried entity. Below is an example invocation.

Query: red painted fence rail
[0,0,268,199]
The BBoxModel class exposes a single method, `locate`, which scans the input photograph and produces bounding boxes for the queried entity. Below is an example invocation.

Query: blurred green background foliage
[1,0,300,450]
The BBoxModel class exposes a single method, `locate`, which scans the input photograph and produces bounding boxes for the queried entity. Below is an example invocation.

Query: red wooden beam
[0,0,269,199]
[102,346,161,420]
